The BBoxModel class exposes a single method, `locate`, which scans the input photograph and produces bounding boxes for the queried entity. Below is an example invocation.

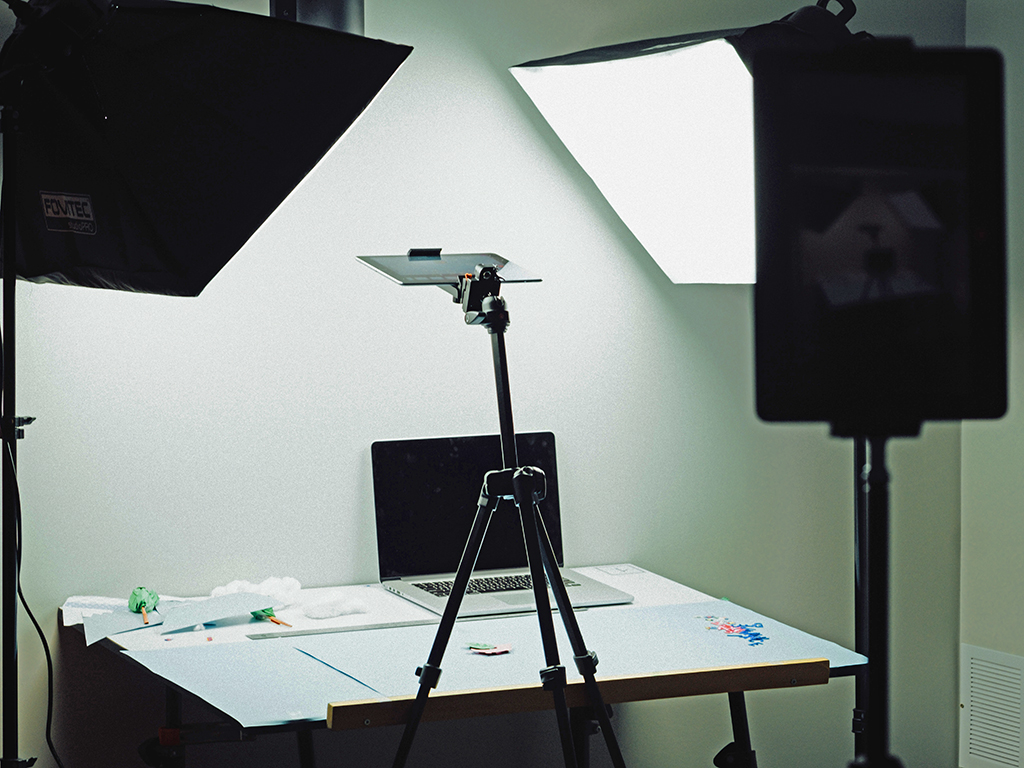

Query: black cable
[1,323,65,768]
[7,443,66,768]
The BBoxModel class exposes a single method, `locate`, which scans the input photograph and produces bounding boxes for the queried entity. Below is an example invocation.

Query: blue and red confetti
[701,616,769,646]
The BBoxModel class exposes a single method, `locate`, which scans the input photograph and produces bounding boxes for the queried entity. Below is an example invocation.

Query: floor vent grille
[961,644,1024,768]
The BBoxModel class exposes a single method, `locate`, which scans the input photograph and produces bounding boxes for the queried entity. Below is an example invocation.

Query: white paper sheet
[83,607,164,646]
[160,593,274,634]
[295,601,866,699]
[124,638,386,727]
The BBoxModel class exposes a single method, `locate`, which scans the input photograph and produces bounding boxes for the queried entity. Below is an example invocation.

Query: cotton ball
[210,580,249,598]
[254,576,302,605]
[303,597,368,620]
[210,576,302,608]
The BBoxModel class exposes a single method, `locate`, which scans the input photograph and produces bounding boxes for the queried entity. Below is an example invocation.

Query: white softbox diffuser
[512,31,755,284]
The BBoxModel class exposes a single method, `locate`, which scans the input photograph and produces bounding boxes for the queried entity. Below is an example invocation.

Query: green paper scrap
[129,587,159,613]
[251,606,292,627]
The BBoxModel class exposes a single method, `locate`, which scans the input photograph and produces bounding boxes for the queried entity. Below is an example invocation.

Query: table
[62,565,865,767]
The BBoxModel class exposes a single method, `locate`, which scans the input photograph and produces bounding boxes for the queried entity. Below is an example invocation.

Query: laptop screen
[371,432,562,580]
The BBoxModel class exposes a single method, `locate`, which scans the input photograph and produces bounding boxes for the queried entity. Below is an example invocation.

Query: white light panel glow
[512,38,755,284]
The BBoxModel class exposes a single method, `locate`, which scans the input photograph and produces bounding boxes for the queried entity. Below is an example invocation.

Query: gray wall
[962,0,1024,690]
[0,0,977,766]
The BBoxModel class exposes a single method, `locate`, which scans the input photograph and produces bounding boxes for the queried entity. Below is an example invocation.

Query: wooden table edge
[327,657,830,730]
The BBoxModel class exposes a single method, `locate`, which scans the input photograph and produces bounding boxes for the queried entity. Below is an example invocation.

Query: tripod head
[458,264,509,335]
[483,465,547,503]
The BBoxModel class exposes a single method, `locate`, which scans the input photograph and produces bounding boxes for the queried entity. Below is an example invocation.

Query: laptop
[371,432,633,617]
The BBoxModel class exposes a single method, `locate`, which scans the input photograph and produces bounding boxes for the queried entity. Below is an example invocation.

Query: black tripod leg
[713,692,757,768]
[523,474,627,768]
[296,729,316,768]
[391,480,502,768]
[570,707,597,768]
[512,469,578,768]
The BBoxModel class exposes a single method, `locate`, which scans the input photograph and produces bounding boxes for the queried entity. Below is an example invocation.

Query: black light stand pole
[852,436,869,754]
[849,435,903,768]
[1,100,31,768]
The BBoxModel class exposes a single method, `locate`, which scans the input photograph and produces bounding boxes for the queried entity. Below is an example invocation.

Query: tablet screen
[753,46,1006,435]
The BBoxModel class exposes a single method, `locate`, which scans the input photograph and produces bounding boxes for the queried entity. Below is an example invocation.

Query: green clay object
[129,586,159,613]
[251,608,276,620]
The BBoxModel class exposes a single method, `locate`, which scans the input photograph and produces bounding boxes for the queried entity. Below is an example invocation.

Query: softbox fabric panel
[511,29,756,285]
[0,0,411,295]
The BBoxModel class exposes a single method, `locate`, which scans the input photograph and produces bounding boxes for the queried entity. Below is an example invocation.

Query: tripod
[391,265,626,768]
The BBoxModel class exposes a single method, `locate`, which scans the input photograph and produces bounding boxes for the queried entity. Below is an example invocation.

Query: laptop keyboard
[414,573,580,598]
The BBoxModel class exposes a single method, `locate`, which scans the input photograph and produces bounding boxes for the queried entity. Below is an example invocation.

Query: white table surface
[63,565,864,728]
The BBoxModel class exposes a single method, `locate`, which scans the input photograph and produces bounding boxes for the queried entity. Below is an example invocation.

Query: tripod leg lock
[540,665,567,691]
[573,650,599,676]
[415,663,442,690]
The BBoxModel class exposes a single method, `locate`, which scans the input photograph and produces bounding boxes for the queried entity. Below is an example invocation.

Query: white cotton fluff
[302,597,368,620]
[210,576,302,608]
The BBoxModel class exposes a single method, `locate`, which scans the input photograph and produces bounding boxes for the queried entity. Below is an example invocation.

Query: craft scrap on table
[702,616,769,647]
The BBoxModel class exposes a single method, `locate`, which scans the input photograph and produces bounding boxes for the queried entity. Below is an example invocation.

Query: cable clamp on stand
[852,708,866,734]
[14,416,35,440]
[414,663,442,690]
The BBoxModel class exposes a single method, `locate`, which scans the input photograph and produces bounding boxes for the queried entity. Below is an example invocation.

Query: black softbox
[0,0,412,295]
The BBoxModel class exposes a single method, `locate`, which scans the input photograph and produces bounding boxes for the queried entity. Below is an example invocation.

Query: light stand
[0,1,411,763]
[1,97,26,768]
[852,436,869,753]
[840,430,913,768]
[856,436,901,768]
[387,263,625,768]
[753,39,1006,768]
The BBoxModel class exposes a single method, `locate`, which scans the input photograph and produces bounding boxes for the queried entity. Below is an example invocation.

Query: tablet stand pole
[391,265,626,768]
[845,433,906,768]
[852,437,869,755]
